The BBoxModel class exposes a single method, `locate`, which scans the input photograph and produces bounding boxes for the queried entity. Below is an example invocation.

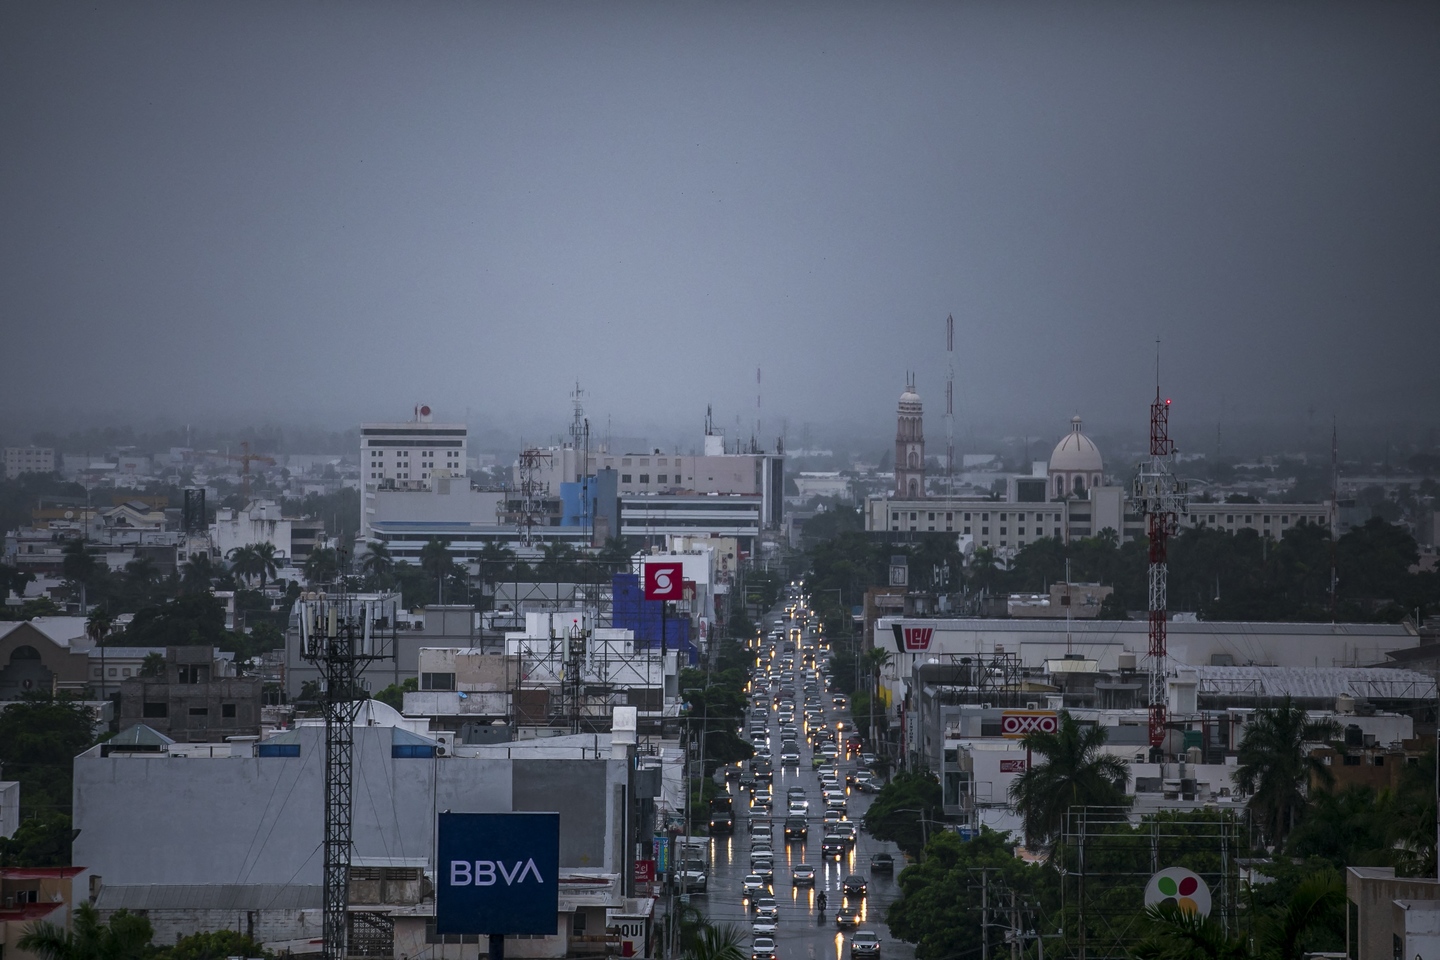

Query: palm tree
[1234,696,1339,848]
[180,553,215,595]
[303,547,340,586]
[252,542,279,592]
[682,923,747,960]
[360,541,394,584]
[20,902,153,960]
[420,538,452,603]
[85,608,113,647]
[227,544,261,587]
[1008,711,1130,850]
[1135,869,1343,960]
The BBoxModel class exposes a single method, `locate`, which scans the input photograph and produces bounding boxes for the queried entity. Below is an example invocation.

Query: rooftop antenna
[946,314,955,496]
[755,366,762,454]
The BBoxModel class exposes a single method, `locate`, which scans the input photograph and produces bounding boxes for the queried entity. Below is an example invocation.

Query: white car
[753,914,779,935]
[788,800,809,816]
[752,935,777,960]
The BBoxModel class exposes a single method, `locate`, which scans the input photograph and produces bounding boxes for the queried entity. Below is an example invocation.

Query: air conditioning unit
[1026,701,1038,710]
[434,733,454,758]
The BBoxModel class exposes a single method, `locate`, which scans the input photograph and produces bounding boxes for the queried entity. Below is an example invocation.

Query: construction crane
[226,441,276,499]
[1131,377,1187,756]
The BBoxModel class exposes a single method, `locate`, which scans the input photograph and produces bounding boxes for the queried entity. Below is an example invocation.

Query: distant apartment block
[361,405,467,491]
[117,646,261,742]
[3,446,54,478]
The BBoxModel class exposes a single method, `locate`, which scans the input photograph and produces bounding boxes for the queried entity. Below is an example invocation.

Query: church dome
[1049,416,1103,474]
[898,382,922,415]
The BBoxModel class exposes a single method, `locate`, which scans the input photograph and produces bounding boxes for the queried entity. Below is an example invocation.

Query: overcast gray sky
[2,1,1437,448]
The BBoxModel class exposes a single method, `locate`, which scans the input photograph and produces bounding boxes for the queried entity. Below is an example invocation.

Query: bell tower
[895,375,926,499]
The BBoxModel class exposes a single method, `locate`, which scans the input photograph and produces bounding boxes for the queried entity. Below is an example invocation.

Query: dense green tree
[863,771,943,860]
[0,561,36,600]
[374,677,418,710]
[1285,786,1396,868]
[154,929,272,960]
[122,593,229,648]
[0,694,96,823]
[1234,696,1338,848]
[1008,711,1129,850]
[19,903,153,960]
[886,828,1056,960]
[0,811,73,867]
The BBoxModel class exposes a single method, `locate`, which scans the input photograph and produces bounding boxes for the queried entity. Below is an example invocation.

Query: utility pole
[981,867,990,960]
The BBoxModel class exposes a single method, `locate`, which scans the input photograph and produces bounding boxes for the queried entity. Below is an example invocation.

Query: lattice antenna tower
[1130,348,1187,753]
[568,381,585,447]
[945,314,955,496]
[297,598,396,960]
[516,448,553,547]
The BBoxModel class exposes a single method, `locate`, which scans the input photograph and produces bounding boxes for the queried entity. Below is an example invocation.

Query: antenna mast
[1330,417,1339,621]
[946,314,955,496]
[297,598,395,960]
[1131,348,1186,755]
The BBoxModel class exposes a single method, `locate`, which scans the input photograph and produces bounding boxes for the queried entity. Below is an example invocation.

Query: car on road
[860,752,877,767]
[784,816,808,840]
[710,813,734,834]
[850,930,882,958]
[751,935,776,960]
[781,748,801,767]
[834,822,858,845]
[791,863,816,886]
[835,906,861,928]
[821,834,846,858]
[750,858,774,884]
[822,808,844,826]
[855,777,881,793]
[833,694,849,708]
[843,874,868,898]
[742,874,768,899]
[869,852,894,873]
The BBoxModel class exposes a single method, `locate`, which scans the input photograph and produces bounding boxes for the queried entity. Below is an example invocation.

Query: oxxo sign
[436,812,560,935]
[1000,711,1059,738]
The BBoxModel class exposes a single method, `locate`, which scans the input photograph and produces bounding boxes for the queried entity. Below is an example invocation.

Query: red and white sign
[615,917,647,957]
[893,625,934,652]
[1000,759,1028,773]
[644,562,684,601]
[1000,711,1059,738]
[633,859,655,883]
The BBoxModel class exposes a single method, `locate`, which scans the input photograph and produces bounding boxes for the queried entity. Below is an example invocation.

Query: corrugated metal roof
[96,884,323,911]
[1194,665,1437,700]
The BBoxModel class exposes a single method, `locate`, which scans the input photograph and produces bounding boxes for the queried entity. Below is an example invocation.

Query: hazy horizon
[4,2,1438,452]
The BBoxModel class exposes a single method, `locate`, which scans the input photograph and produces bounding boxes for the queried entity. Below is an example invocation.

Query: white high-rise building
[359,406,467,537]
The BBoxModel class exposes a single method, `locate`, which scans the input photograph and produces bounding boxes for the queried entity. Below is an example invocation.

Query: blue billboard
[436,812,560,935]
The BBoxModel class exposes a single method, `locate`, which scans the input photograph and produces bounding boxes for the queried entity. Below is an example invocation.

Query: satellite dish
[64,510,74,519]
[1145,867,1211,917]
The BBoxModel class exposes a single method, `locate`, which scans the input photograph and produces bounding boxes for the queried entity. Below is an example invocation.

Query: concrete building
[77,705,655,960]
[1,866,85,960]
[1347,868,1440,960]
[361,405,468,493]
[0,619,94,698]
[3,447,55,479]
[618,494,762,552]
[0,781,17,840]
[117,647,261,742]
[864,412,1333,551]
[792,472,852,502]
[212,500,294,563]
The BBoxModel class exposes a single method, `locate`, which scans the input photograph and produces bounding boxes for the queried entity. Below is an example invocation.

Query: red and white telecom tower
[1131,383,1187,753]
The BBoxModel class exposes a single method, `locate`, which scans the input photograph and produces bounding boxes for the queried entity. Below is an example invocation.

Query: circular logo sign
[1144,867,1211,917]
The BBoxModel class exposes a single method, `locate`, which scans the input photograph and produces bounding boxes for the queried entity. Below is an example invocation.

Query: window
[1018,527,1026,535]
[621,474,632,483]
[422,672,456,691]
[1374,756,1385,766]
[963,526,971,534]
[108,668,117,677]
[143,702,168,718]
[1227,515,1234,524]
[964,513,971,521]
[122,668,131,677]
[658,474,668,484]
[1343,755,1361,766]
[189,707,209,717]
[928,513,935,521]
[222,703,237,718]
[573,912,588,935]
[639,474,650,484]
[981,526,989,535]
[982,513,990,521]
[1000,513,1007,521]
[1000,527,1007,535]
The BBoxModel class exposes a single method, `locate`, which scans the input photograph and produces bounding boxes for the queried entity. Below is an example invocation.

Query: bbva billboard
[436,812,560,935]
